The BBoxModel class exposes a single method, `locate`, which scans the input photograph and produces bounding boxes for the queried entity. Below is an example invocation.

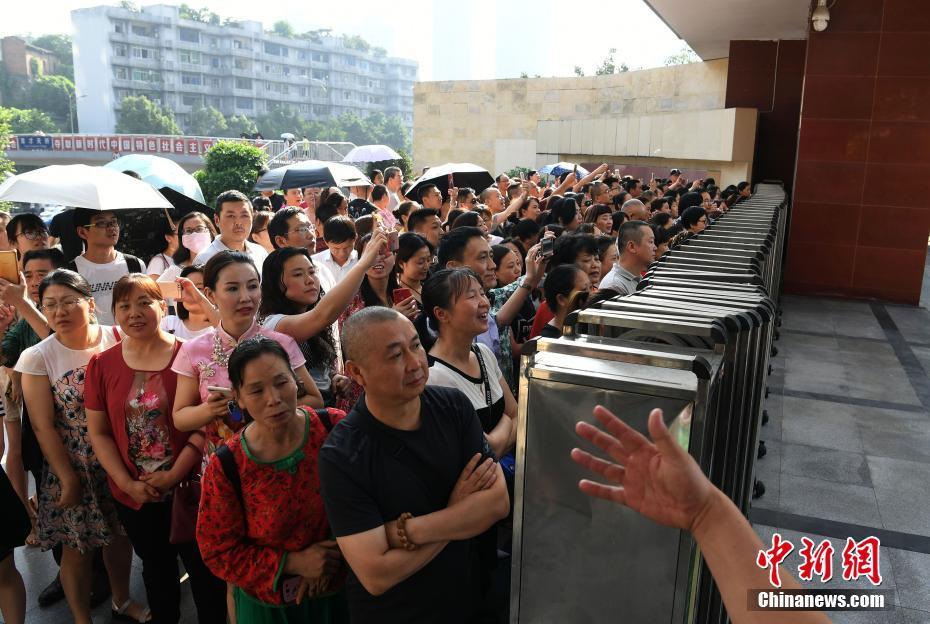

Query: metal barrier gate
[511,183,788,624]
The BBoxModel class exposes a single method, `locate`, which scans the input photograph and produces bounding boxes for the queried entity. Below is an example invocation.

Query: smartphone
[540,237,554,259]
[0,250,18,284]
[573,164,578,176]
[447,173,454,190]
[157,281,180,300]
[281,575,302,605]
[387,229,399,252]
[206,386,233,396]
[392,288,412,304]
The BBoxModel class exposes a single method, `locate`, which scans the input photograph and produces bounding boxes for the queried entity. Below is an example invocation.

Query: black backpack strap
[66,259,77,272]
[126,255,143,274]
[315,408,333,433]
[215,443,246,531]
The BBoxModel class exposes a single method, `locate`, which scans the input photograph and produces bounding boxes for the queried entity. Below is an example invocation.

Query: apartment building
[72,4,417,134]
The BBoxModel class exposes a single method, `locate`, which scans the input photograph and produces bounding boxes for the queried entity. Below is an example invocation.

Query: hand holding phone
[0,251,19,284]
[392,288,413,305]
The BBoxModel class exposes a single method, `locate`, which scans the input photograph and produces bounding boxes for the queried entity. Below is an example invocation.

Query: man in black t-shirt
[319,307,509,624]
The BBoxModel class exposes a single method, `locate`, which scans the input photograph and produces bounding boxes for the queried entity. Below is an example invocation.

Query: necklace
[398,278,422,296]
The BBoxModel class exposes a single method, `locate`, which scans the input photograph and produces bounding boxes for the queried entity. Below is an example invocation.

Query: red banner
[132,137,145,152]
[173,139,185,153]
[146,138,157,152]
[74,137,85,151]
[109,137,120,152]
[96,137,108,151]
[120,137,132,152]
[62,136,73,151]
[200,139,215,152]
[187,139,200,155]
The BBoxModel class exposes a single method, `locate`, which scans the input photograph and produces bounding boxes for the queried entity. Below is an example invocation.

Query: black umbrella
[254,160,371,192]
[159,187,212,219]
[407,163,495,200]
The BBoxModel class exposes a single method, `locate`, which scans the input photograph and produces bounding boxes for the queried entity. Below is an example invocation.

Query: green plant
[116,95,181,134]
[595,48,629,75]
[26,74,74,129]
[195,140,267,207]
[223,114,258,138]
[30,34,74,80]
[506,166,531,180]
[664,48,700,66]
[0,109,16,212]
[2,107,59,134]
[186,103,227,136]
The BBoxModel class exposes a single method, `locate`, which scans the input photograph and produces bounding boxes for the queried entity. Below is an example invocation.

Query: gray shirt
[598,263,641,296]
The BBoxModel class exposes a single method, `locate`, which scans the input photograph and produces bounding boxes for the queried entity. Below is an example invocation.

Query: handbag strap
[471,344,493,408]
[216,444,246,532]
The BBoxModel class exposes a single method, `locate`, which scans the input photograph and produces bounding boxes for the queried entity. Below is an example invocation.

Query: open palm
[571,405,714,533]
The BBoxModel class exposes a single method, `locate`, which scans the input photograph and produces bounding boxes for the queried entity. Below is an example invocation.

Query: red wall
[725,40,806,195]
[786,0,930,304]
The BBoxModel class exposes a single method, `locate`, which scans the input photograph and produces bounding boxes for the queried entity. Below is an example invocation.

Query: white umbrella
[342,144,401,163]
[104,154,206,204]
[0,164,173,211]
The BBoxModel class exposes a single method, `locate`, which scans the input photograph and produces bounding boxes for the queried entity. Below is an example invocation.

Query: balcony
[126,56,161,69]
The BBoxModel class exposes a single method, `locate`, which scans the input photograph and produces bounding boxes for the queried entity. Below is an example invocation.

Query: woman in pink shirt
[171,251,322,455]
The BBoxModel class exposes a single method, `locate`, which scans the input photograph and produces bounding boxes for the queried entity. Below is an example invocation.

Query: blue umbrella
[539,162,589,178]
[104,154,206,204]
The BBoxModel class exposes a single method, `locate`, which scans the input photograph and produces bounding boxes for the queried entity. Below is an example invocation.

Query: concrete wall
[413,59,732,176]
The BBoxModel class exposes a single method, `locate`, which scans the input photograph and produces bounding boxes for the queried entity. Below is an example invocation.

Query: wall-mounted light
[812,0,830,32]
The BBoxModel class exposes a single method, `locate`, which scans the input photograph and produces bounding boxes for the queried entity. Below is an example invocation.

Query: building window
[282,85,289,95]
[234,59,248,70]
[264,42,285,56]
[131,69,159,82]
[182,95,201,106]
[210,78,221,89]
[343,55,356,67]
[131,24,153,37]
[299,103,310,113]
[114,66,128,80]
[343,91,351,100]
[132,47,155,59]
[312,52,329,63]
[236,97,253,109]
[179,50,201,64]
[298,50,306,60]
[300,87,308,97]
[114,44,127,57]
[298,68,307,77]
[207,96,222,107]
[211,57,220,68]
[179,27,200,44]
[311,70,329,81]
[115,22,125,34]
[235,77,252,90]
[209,37,218,48]
[181,73,203,86]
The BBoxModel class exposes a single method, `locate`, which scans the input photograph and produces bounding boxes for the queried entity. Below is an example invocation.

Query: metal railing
[263,140,356,168]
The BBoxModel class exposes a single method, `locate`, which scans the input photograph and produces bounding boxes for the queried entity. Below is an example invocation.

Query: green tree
[573,65,585,77]
[2,107,59,134]
[186,103,227,136]
[255,105,303,139]
[31,34,74,81]
[595,48,629,75]
[116,95,181,134]
[26,74,74,129]
[223,114,258,138]
[272,20,294,38]
[342,35,370,53]
[194,140,267,207]
[0,109,16,212]
[664,48,699,66]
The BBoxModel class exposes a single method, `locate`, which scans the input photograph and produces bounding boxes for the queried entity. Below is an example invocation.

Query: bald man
[319,307,509,623]
[621,198,649,222]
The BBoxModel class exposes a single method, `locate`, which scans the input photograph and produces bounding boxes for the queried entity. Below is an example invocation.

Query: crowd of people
[0,163,799,624]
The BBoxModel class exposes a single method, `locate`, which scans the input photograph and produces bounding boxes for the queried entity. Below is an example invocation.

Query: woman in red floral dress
[197,336,348,624]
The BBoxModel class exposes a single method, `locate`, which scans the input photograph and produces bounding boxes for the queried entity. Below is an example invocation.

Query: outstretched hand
[571,405,714,533]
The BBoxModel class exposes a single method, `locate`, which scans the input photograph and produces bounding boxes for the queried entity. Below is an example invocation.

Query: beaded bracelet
[396,512,418,551]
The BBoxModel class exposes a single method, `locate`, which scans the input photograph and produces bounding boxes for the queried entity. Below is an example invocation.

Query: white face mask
[182,231,211,255]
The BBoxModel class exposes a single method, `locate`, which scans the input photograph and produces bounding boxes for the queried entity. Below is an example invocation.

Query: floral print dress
[15,328,123,553]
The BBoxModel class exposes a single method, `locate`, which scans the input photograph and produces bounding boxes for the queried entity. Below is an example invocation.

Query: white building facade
[72,4,417,134]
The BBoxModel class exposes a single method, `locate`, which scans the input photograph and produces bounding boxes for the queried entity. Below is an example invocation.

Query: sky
[1,0,693,81]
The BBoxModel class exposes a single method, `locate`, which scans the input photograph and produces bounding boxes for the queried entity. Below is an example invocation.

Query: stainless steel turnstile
[511,183,788,624]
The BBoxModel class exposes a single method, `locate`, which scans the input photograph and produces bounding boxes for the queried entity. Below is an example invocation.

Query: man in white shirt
[312,215,359,291]
[383,166,403,211]
[598,220,656,296]
[194,190,268,271]
[268,206,316,252]
[70,209,145,325]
